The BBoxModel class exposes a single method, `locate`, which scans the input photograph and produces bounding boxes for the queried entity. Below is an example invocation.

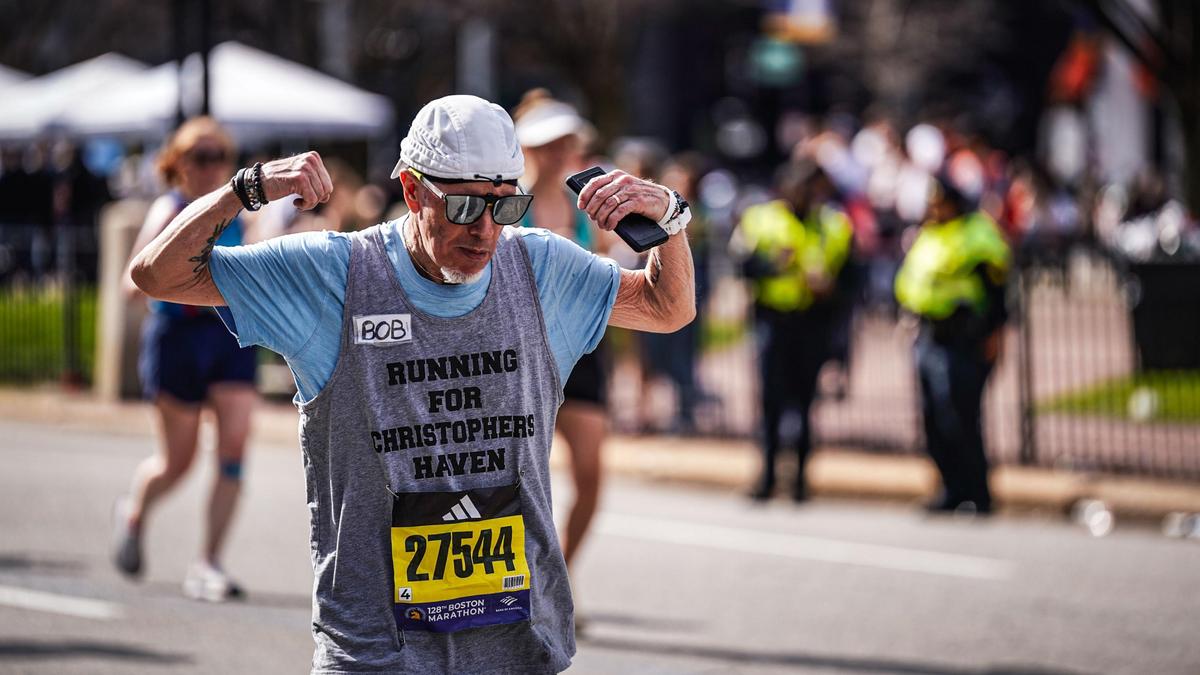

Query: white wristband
[656,185,691,236]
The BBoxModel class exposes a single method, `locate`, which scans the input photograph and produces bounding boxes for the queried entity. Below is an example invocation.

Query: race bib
[390,484,531,633]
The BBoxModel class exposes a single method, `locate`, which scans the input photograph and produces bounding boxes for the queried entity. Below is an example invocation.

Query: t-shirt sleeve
[522,228,620,376]
[209,230,351,358]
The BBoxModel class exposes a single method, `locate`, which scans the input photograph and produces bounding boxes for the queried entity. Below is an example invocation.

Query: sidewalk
[4,386,1199,523]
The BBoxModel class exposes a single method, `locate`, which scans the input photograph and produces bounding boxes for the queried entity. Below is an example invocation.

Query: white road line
[0,584,124,620]
[597,513,1015,581]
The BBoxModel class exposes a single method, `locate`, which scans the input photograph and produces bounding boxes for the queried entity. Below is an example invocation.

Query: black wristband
[241,164,255,207]
[251,162,268,206]
[671,190,688,220]
[231,169,254,211]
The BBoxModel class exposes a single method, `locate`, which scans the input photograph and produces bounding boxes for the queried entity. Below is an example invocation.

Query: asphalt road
[1,419,1197,674]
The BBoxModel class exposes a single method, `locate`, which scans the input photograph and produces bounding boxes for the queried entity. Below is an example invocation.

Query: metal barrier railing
[0,224,98,386]
[609,244,1200,480]
[3,218,1196,479]
[1018,248,1200,479]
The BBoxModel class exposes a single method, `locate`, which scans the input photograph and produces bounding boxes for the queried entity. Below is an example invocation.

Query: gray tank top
[296,223,572,673]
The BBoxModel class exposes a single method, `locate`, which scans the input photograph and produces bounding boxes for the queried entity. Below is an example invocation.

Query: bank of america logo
[500,596,517,606]
[441,495,482,521]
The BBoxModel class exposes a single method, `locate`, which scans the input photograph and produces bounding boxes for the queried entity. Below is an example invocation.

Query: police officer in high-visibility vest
[734,160,853,501]
[895,174,1010,514]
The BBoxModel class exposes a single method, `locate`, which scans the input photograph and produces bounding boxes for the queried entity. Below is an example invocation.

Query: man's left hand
[577,170,670,232]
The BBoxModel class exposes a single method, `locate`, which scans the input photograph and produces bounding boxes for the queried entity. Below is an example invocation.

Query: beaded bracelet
[251,162,268,206]
[245,166,262,211]
[230,169,255,211]
[230,164,269,212]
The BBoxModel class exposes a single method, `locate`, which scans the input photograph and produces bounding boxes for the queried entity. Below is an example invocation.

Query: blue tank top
[151,190,245,318]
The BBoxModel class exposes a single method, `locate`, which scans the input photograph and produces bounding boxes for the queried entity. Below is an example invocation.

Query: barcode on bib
[503,575,526,590]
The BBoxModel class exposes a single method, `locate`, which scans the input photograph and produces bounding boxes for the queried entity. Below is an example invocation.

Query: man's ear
[399,172,421,213]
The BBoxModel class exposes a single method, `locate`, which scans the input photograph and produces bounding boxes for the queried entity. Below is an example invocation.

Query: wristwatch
[656,187,692,236]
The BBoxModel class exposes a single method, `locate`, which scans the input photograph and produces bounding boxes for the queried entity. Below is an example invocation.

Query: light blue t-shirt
[209,217,620,402]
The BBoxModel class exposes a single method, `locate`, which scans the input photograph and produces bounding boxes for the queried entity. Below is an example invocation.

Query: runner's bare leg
[205,382,256,563]
[557,402,606,568]
[128,393,203,528]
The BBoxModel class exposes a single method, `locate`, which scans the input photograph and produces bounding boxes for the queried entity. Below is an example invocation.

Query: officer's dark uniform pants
[756,307,832,495]
[915,333,993,509]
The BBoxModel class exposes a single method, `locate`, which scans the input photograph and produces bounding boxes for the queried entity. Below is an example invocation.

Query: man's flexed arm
[576,170,696,333]
[609,232,695,333]
[130,152,333,305]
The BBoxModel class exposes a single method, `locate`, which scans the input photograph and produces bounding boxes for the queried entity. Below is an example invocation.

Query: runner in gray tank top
[127,95,696,673]
[298,224,569,671]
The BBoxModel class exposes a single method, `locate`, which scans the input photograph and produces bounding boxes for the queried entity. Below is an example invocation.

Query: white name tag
[353,314,413,345]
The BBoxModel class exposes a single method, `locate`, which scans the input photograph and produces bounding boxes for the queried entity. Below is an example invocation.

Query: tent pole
[172,0,186,129]
[201,0,212,117]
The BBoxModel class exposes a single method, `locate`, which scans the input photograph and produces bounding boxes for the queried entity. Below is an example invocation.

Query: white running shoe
[182,561,245,602]
[111,497,143,578]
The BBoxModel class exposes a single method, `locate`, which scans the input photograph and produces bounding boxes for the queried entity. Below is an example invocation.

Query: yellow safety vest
[894,211,1011,320]
[737,200,853,312]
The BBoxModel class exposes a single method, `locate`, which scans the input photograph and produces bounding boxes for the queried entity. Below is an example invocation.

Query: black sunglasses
[411,170,533,226]
[188,148,231,166]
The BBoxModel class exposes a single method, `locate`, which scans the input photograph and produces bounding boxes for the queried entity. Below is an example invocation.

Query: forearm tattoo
[188,219,229,274]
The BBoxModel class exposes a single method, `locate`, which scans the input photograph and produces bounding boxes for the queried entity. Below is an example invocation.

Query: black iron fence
[0,224,98,386]
[3,219,1197,479]
[609,244,1200,480]
[1018,249,1200,478]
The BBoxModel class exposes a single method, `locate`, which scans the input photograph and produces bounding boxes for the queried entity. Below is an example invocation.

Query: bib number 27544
[390,485,531,633]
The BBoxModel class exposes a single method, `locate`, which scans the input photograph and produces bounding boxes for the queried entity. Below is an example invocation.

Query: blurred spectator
[1005,160,1081,282]
[354,183,388,228]
[852,115,914,315]
[111,145,162,200]
[0,144,54,280]
[51,140,111,281]
[113,116,259,600]
[609,138,668,264]
[642,152,712,433]
[795,124,868,397]
[512,88,606,574]
[733,159,853,502]
[1095,168,1197,262]
[253,157,367,237]
[609,137,672,432]
[895,173,1011,515]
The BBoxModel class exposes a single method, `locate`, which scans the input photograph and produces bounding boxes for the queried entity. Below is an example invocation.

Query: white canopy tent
[53,42,394,142]
[0,63,31,89]
[0,53,147,140]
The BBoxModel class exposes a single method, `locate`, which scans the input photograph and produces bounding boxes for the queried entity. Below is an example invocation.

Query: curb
[4,387,1199,523]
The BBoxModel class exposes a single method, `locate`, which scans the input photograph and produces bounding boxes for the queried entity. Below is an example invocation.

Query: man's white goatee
[440,266,486,285]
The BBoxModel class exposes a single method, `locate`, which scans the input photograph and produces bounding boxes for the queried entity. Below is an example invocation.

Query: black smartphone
[565,166,669,253]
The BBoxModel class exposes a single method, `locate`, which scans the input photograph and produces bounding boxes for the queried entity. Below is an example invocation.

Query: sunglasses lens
[492,195,533,225]
[445,195,486,224]
[191,150,229,165]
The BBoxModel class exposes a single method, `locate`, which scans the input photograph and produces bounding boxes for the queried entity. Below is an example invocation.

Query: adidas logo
[441,495,482,522]
[500,596,517,606]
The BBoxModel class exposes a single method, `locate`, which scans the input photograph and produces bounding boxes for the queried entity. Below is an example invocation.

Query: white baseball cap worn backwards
[392,95,525,183]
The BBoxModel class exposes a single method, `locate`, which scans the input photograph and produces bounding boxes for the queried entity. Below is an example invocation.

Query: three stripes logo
[499,596,518,607]
[441,494,482,522]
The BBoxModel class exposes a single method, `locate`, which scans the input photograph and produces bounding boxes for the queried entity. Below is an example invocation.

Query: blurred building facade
[2,1,1191,199]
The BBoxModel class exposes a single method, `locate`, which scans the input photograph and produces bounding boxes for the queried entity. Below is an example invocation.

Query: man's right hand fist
[260,151,334,211]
